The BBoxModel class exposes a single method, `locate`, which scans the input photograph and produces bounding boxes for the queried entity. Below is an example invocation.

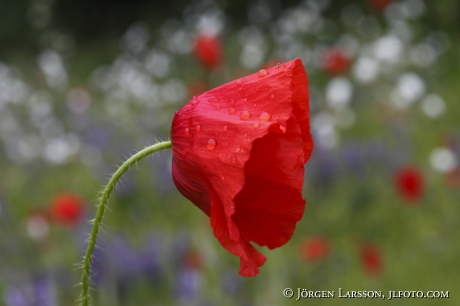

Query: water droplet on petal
[253,123,260,129]
[277,63,285,70]
[259,112,271,122]
[223,125,228,131]
[228,108,236,114]
[191,99,199,106]
[238,87,242,91]
[244,133,248,137]
[208,96,219,103]
[240,110,251,120]
[236,80,242,86]
[230,99,235,105]
[243,98,247,103]
[185,128,190,135]
[215,104,221,110]
[207,139,216,150]
[280,125,287,133]
[270,94,275,99]
[196,125,201,132]
[258,69,269,77]
[221,175,225,180]
[235,146,241,153]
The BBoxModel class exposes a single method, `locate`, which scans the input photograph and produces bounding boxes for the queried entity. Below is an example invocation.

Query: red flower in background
[171,58,314,276]
[193,35,222,71]
[322,48,350,75]
[360,243,383,277]
[50,193,84,226]
[395,166,424,203]
[369,0,392,11]
[300,236,330,262]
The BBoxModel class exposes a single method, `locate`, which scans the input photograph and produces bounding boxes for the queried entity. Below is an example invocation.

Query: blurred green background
[1,0,460,305]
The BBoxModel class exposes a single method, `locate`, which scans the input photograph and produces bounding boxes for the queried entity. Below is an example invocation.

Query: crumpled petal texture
[171,58,314,276]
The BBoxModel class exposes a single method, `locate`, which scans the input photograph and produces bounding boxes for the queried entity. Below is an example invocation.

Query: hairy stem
[80,140,172,306]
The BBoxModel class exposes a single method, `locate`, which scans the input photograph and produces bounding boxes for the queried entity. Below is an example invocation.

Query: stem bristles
[79,140,172,306]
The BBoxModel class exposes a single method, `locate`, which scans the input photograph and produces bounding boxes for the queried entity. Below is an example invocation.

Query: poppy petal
[172,156,211,215]
[233,116,306,249]
[171,58,313,276]
[291,62,314,161]
[210,190,267,276]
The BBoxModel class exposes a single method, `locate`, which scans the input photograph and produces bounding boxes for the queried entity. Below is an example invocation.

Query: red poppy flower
[322,48,350,75]
[395,165,424,203]
[300,236,330,262]
[171,58,313,276]
[369,0,392,11]
[193,35,222,71]
[50,193,84,226]
[360,243,383,277]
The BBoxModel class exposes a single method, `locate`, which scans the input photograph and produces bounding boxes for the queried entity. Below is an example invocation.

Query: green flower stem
[80,140,172,306]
